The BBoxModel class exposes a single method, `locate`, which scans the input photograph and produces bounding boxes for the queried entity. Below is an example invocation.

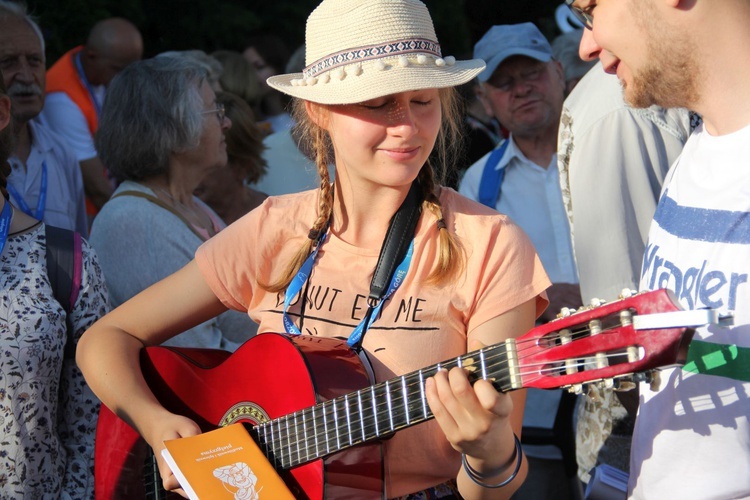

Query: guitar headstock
[512,289,700,393]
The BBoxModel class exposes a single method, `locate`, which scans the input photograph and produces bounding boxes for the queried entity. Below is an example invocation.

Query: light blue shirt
[460,136,578,461]
[8,119,88,236]
[460,136,578,284]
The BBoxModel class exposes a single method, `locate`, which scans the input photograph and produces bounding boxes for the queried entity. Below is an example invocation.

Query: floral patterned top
[0,223,109,499]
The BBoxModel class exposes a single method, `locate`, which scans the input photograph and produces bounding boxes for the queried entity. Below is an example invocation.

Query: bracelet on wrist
[461,433,522,489]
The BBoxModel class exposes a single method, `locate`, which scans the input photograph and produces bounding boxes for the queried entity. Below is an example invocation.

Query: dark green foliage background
[27,0,563,64]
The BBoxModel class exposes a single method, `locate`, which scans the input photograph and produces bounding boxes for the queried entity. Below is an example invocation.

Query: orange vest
[46,46,103,217]
[46,46,99,134]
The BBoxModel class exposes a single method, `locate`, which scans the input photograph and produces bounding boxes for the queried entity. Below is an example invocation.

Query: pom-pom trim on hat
[297,52,461,87]
[303,37,441,78]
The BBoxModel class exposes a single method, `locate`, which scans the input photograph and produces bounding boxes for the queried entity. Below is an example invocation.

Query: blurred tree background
[27,0,564,64]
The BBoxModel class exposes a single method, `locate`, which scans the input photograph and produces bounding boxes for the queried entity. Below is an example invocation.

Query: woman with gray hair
[89,56,257,349]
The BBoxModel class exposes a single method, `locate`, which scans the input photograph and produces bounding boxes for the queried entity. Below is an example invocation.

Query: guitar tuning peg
[589,297,606,307]
[557,307,575,318]
[649,371,662,392]
[597,378,614,389]
[619,288,636,299]
[613,377,637,392]
[566,383,584,395]
[630,370,662,391]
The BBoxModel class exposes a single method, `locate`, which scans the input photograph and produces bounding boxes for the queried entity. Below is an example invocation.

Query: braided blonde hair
[261,87,465,293]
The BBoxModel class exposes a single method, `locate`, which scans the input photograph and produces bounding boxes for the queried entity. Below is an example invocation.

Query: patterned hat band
[294,38,456,87]
[267,0,485,105]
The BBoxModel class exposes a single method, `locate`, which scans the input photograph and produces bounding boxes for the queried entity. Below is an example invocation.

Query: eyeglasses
[565,0,594,30]
[201,102,226,123]
[486,66,545,93]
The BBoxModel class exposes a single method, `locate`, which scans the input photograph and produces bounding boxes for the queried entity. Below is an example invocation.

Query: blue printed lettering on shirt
[642,243,748,311]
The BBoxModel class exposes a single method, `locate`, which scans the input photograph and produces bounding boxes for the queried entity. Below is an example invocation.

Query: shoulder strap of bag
[45,224,83,359]
[478,139,510,208]
[112,190,209,241]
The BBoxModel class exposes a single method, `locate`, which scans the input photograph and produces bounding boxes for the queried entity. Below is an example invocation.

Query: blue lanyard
[75,52,102,117]
[7,161,47,220]
[282,231,329,336]
[282,229,414,349]
[347,240,413,348]
[0,202,13,256]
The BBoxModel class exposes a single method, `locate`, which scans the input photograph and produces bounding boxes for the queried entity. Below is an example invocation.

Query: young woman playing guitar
[77,1,551,498]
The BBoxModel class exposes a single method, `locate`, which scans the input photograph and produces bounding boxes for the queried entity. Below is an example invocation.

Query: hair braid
[418,166,464,285]
[260,100,334,293]
[309,124,333,238]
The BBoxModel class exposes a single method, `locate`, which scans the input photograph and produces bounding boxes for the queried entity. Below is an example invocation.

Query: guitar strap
[45,224,83,360]
[283,181,423,352]
[369,180,423,304]
[350,180,423,351]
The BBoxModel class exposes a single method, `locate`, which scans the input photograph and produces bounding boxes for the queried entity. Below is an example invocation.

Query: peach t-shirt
[195,187,550,497]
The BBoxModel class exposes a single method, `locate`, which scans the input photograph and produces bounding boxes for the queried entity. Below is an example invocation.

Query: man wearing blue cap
[460,23,580,323]
[459,22,583,500]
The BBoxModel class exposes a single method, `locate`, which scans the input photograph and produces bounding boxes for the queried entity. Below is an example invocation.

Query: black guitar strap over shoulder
[352,181,423,351]
[369,181,423,301]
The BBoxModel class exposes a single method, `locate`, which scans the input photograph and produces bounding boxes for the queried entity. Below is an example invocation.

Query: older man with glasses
[0,2,88,236]
[459,22,583,500]
[564,0,750,499]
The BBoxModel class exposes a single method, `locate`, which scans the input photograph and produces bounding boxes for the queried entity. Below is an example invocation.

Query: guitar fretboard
[252,341,516,470]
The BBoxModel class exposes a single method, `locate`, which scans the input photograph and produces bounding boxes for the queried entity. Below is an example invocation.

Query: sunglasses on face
[565,0,594,30]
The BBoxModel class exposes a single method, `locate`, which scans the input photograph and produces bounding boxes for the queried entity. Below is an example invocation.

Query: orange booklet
[161,423,294,499]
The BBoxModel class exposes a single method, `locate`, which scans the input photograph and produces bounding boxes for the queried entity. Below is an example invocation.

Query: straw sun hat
[268,0,486,105]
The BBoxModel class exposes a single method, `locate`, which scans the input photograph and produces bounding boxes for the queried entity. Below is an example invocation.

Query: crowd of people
[0,0,748,498]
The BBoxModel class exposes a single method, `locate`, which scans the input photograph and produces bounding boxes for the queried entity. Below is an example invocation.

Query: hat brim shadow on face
[268,58,486,105]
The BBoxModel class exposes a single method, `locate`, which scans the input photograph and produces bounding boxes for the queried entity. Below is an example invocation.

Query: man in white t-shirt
[566,1,750,498]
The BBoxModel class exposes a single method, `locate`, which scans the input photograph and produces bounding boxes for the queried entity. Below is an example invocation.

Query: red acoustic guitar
[94,289,718,499]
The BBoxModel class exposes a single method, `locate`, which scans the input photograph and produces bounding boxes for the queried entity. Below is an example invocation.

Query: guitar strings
[261,350,616,469]
[257,317,634,468]
[259,319,630,466]
[142,318,631,483]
